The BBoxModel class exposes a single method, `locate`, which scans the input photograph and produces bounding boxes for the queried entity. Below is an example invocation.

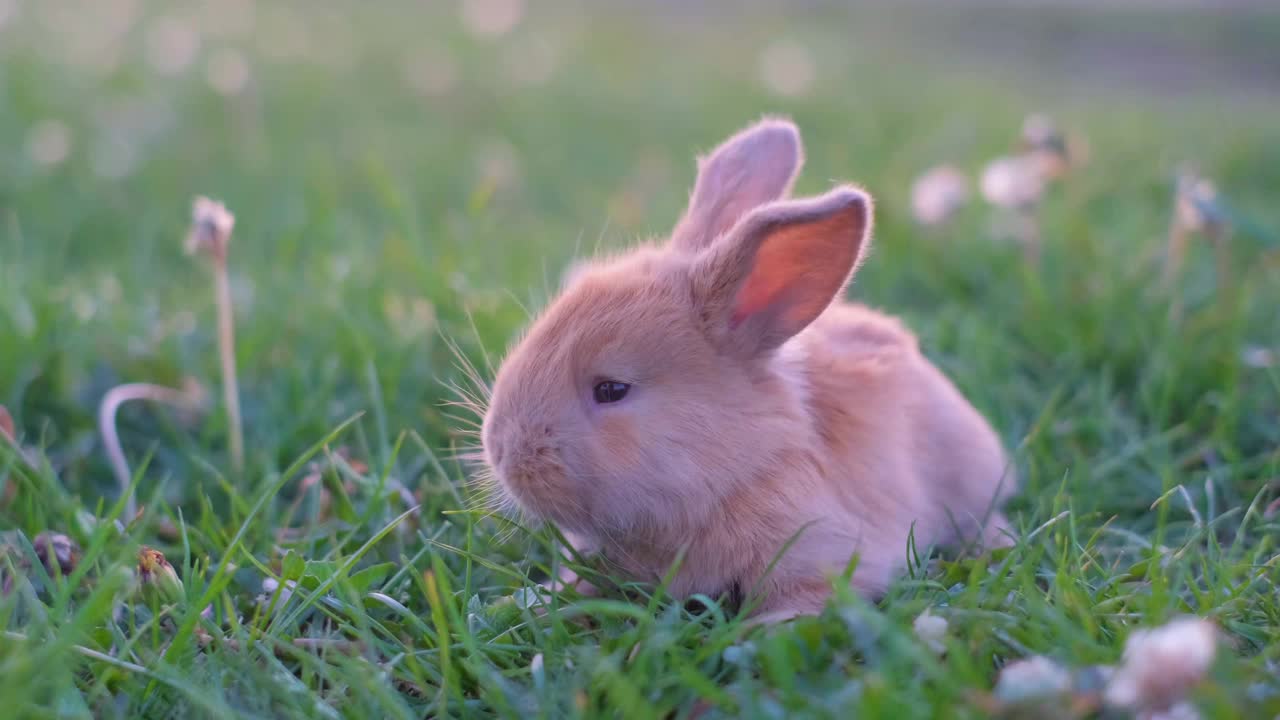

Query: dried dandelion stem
[186,197,243,474]
[1163,220,1190,288]
[1018,207,1042,266]
[213,255,243,472]
[1165,169,1236,321]
[1210,228,1236,318]
[99,381,204,520]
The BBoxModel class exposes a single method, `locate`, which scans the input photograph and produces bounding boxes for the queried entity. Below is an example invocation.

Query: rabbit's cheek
[594,413,643,471]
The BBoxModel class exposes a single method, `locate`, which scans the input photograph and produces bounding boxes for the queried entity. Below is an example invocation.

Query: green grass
[2,1,1279,717]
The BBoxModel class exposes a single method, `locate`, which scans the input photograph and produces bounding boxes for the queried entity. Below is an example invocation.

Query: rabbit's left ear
[670,118,803,253]
[691,185,872,358]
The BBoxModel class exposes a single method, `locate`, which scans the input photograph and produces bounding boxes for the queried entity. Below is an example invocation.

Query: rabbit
[479,117,1016,623]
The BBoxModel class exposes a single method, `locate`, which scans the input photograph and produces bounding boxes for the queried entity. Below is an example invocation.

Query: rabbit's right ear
[690,185,872,359]
[669,118,803,254]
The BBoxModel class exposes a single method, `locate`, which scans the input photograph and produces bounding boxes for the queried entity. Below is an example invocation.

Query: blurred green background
[1,1,1279,717]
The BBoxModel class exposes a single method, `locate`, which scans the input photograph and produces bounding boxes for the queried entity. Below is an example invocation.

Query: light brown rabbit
[479,118,1015,623]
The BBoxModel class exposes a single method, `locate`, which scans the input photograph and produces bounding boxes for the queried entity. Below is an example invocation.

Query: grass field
[2,1,1279,717]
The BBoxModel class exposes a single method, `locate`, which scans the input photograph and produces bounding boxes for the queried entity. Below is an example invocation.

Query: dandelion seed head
[186,196,236,260]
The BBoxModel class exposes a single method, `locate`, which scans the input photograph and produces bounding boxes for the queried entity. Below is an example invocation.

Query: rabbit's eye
[593,381,630,404]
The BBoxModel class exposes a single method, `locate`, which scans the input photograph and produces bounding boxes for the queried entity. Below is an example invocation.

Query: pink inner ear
[728,211,860,336]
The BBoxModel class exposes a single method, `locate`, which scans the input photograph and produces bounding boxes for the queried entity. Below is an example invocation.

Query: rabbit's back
[800,302,1013,554]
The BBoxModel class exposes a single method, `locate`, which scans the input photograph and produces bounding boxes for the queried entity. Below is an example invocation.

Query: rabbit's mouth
[494,460,593,530]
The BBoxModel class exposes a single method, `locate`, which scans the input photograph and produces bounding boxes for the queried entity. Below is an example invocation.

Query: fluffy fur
[480,118,1016,622]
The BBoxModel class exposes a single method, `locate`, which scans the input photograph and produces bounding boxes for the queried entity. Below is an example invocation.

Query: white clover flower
[981,155,1045,210]
[261,577,296,606]
[1104,616,1218,713]
[994,655,1073,705]
[912,609,949,655]
[911,165,970,226]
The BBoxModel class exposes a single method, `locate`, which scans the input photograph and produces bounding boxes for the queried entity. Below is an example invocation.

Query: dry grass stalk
[99,379,205,520]
[1164,219,1192,292]
[0,405,36,471]
[186,196,244,474]
[0,405,32,506]
[1164,170,1230,287]
[1163,169,1236,324]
